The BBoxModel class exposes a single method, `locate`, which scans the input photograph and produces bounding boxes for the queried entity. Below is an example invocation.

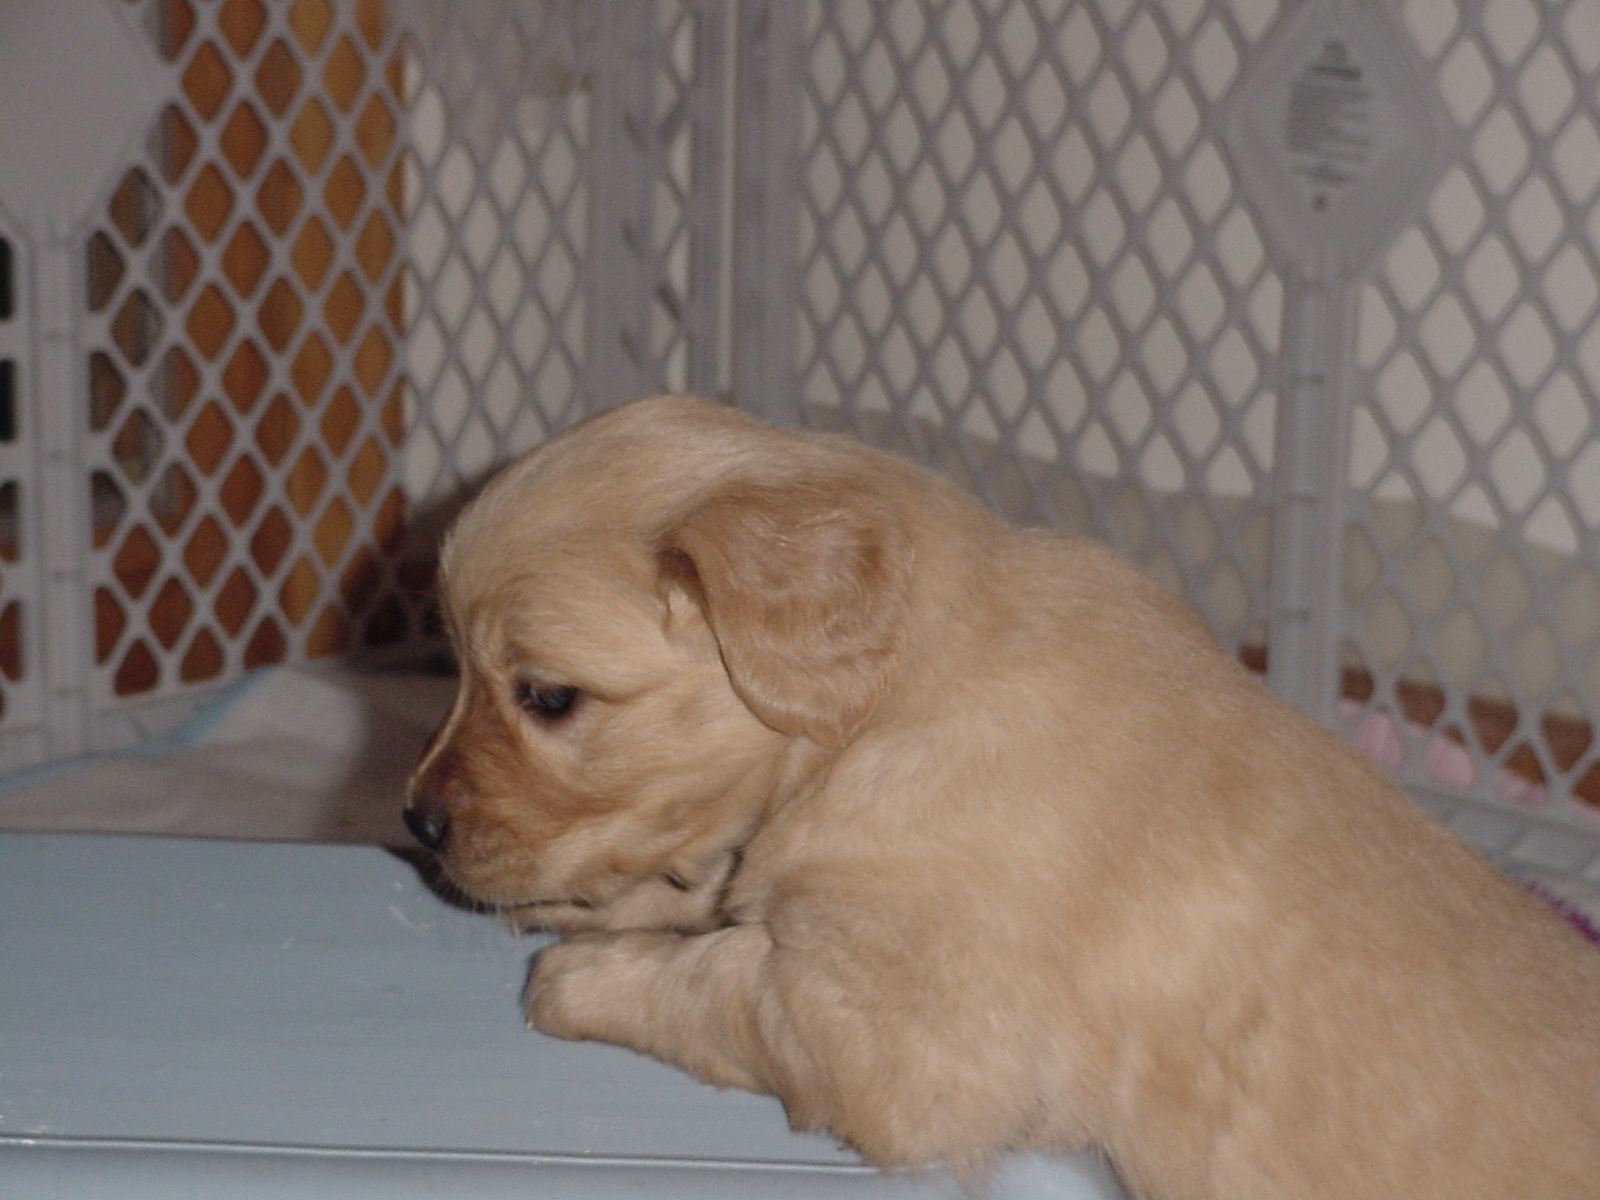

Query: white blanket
[0,667,455,844]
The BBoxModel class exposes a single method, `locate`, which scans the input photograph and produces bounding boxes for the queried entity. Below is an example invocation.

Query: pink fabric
[1340,699,1548,805]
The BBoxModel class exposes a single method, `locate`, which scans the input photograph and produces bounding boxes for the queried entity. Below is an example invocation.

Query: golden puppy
[407,393,1600,1198]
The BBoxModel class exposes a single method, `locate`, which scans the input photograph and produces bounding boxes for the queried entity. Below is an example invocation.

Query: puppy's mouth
[455,857,709,915]
[493,871,690,914]
[500,893,614,935]
[441,872,603,914]
[409,849,596,915]
[504,894,598,913]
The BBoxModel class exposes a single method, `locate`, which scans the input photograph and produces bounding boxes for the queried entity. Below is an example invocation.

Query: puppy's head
[405,395,914,931]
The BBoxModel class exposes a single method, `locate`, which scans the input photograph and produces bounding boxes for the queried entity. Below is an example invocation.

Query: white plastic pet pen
[2,0,1598,1195]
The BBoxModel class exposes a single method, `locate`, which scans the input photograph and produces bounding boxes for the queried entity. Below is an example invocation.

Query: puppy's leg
[525,926,787,1096]
[526,925,1048,1171]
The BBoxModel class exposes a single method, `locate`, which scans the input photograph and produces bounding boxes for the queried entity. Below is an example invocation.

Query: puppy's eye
[515,681,581,722]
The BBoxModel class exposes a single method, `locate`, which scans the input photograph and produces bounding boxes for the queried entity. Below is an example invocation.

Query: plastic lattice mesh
[395,0,725,512]
[83,0,410,719]
[64,0,723,750]
[395,0,593,508]
[1341,0,1600,837]
[794,0,1287,656]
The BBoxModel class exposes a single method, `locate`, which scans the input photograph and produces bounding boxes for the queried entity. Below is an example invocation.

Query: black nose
[403,803,450,853]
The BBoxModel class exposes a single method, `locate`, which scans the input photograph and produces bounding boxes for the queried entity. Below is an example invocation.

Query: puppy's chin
[429,787,750,934]
[502,855,736,935]
[437,839,745,937]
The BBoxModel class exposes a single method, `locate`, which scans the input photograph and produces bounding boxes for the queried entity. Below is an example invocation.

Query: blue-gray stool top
[0,832,1123,1199]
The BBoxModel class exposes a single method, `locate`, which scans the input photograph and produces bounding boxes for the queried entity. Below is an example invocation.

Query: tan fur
[408,393,1600,1198]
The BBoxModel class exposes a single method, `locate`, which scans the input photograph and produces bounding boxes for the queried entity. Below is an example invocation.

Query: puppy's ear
[662,474,913,747]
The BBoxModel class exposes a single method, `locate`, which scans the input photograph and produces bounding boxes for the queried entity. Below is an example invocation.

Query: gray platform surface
[0,832,1124,1198]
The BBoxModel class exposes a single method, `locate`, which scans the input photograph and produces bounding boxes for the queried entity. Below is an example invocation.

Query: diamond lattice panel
[84,0,409,714]
[795,0,1287,654]
[396,0,591,508]
[396,0,720,513]
[1343,0,1600,828]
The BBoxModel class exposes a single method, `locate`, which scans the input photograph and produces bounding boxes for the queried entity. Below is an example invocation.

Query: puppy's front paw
[523,930,669,1040]
[523,933,605,1037]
